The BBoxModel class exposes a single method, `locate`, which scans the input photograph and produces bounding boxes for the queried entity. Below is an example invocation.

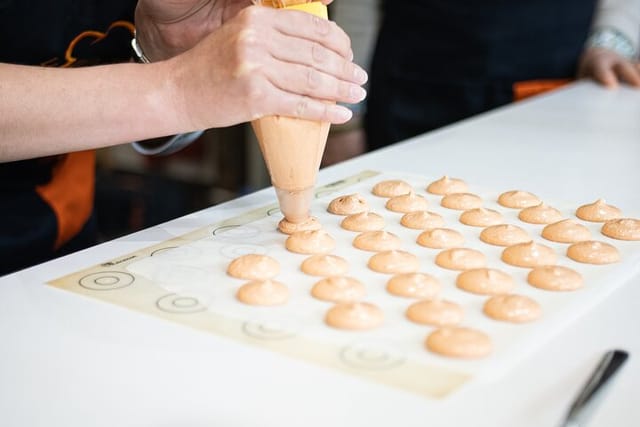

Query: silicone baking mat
[48,170,640,399]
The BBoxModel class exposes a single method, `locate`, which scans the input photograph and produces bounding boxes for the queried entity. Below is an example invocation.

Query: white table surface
[1,81,639,427]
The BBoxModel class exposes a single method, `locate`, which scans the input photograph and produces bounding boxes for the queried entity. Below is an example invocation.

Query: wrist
[163,54,203,132]
[585,27,637,60]
[130,23,200,133]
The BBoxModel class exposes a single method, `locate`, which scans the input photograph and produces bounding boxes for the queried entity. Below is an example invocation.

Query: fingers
[248,71,357,123]
[580,48,640,89]
[270,8,354,60]
[264,89,354,124]
[269,32,367,85]
[220,6,364,124]
[614,61,640,87]
[591,58,619,88]
[258,10,367,103]
[266,59,367,104]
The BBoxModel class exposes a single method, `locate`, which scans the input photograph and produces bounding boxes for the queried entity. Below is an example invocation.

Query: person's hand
[135,0,251,61]
[578,48,640,89]
[163,5,367,128]
[135,0,335,61]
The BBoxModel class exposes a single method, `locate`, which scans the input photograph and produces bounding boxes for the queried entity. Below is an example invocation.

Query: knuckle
[337,81,350,99]
[231,31,261,78]
[313,15,330,35]
[311,43,327,64]
[342,60,354,78]
[330,22,349,44]
[238,6,261,26]
[236,29,259,56]
[327,20,339,35]
[232,57,257,79]
[306,67,321,90]
[295,96,310,117]
[319,102,331,122]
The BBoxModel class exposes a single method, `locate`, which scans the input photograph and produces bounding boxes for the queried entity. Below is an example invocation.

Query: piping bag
[251,0,331,225]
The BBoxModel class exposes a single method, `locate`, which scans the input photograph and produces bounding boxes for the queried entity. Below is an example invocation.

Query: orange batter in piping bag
[251,0,331,224]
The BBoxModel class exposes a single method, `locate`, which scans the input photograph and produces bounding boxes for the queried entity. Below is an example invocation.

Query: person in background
[322,0,380,166]
[0,0,367,275]
[365,0,640,151]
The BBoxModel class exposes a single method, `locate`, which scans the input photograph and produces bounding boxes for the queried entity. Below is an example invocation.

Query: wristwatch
[132,131,205,156]
[131,32,151,64]
[585,27,637,60]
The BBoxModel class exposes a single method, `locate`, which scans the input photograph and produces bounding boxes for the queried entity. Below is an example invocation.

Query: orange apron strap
[513,79,572,101]
[35,150,95,249]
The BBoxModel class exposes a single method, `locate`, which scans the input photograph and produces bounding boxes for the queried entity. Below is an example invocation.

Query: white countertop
[1,81,639,427]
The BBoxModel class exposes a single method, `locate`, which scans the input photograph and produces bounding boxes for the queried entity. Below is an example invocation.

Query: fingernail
[353,66,368,84]
[350,85,367,102]
[332,106,352,123]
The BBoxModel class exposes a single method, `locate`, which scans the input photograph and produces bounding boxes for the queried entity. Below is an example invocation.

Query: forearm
[591,0,640,57]
[1,5,366,161]
[0,61,185,162]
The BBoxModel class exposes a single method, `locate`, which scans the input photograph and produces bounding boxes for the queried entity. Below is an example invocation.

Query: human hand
[135,0,335,61]
[578,48,640,89]
[164,5,366,128]
[135,0,249,61]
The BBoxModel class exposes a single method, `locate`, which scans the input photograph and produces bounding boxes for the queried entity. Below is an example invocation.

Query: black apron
[0,0,136,274]
[365,0,597,150]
